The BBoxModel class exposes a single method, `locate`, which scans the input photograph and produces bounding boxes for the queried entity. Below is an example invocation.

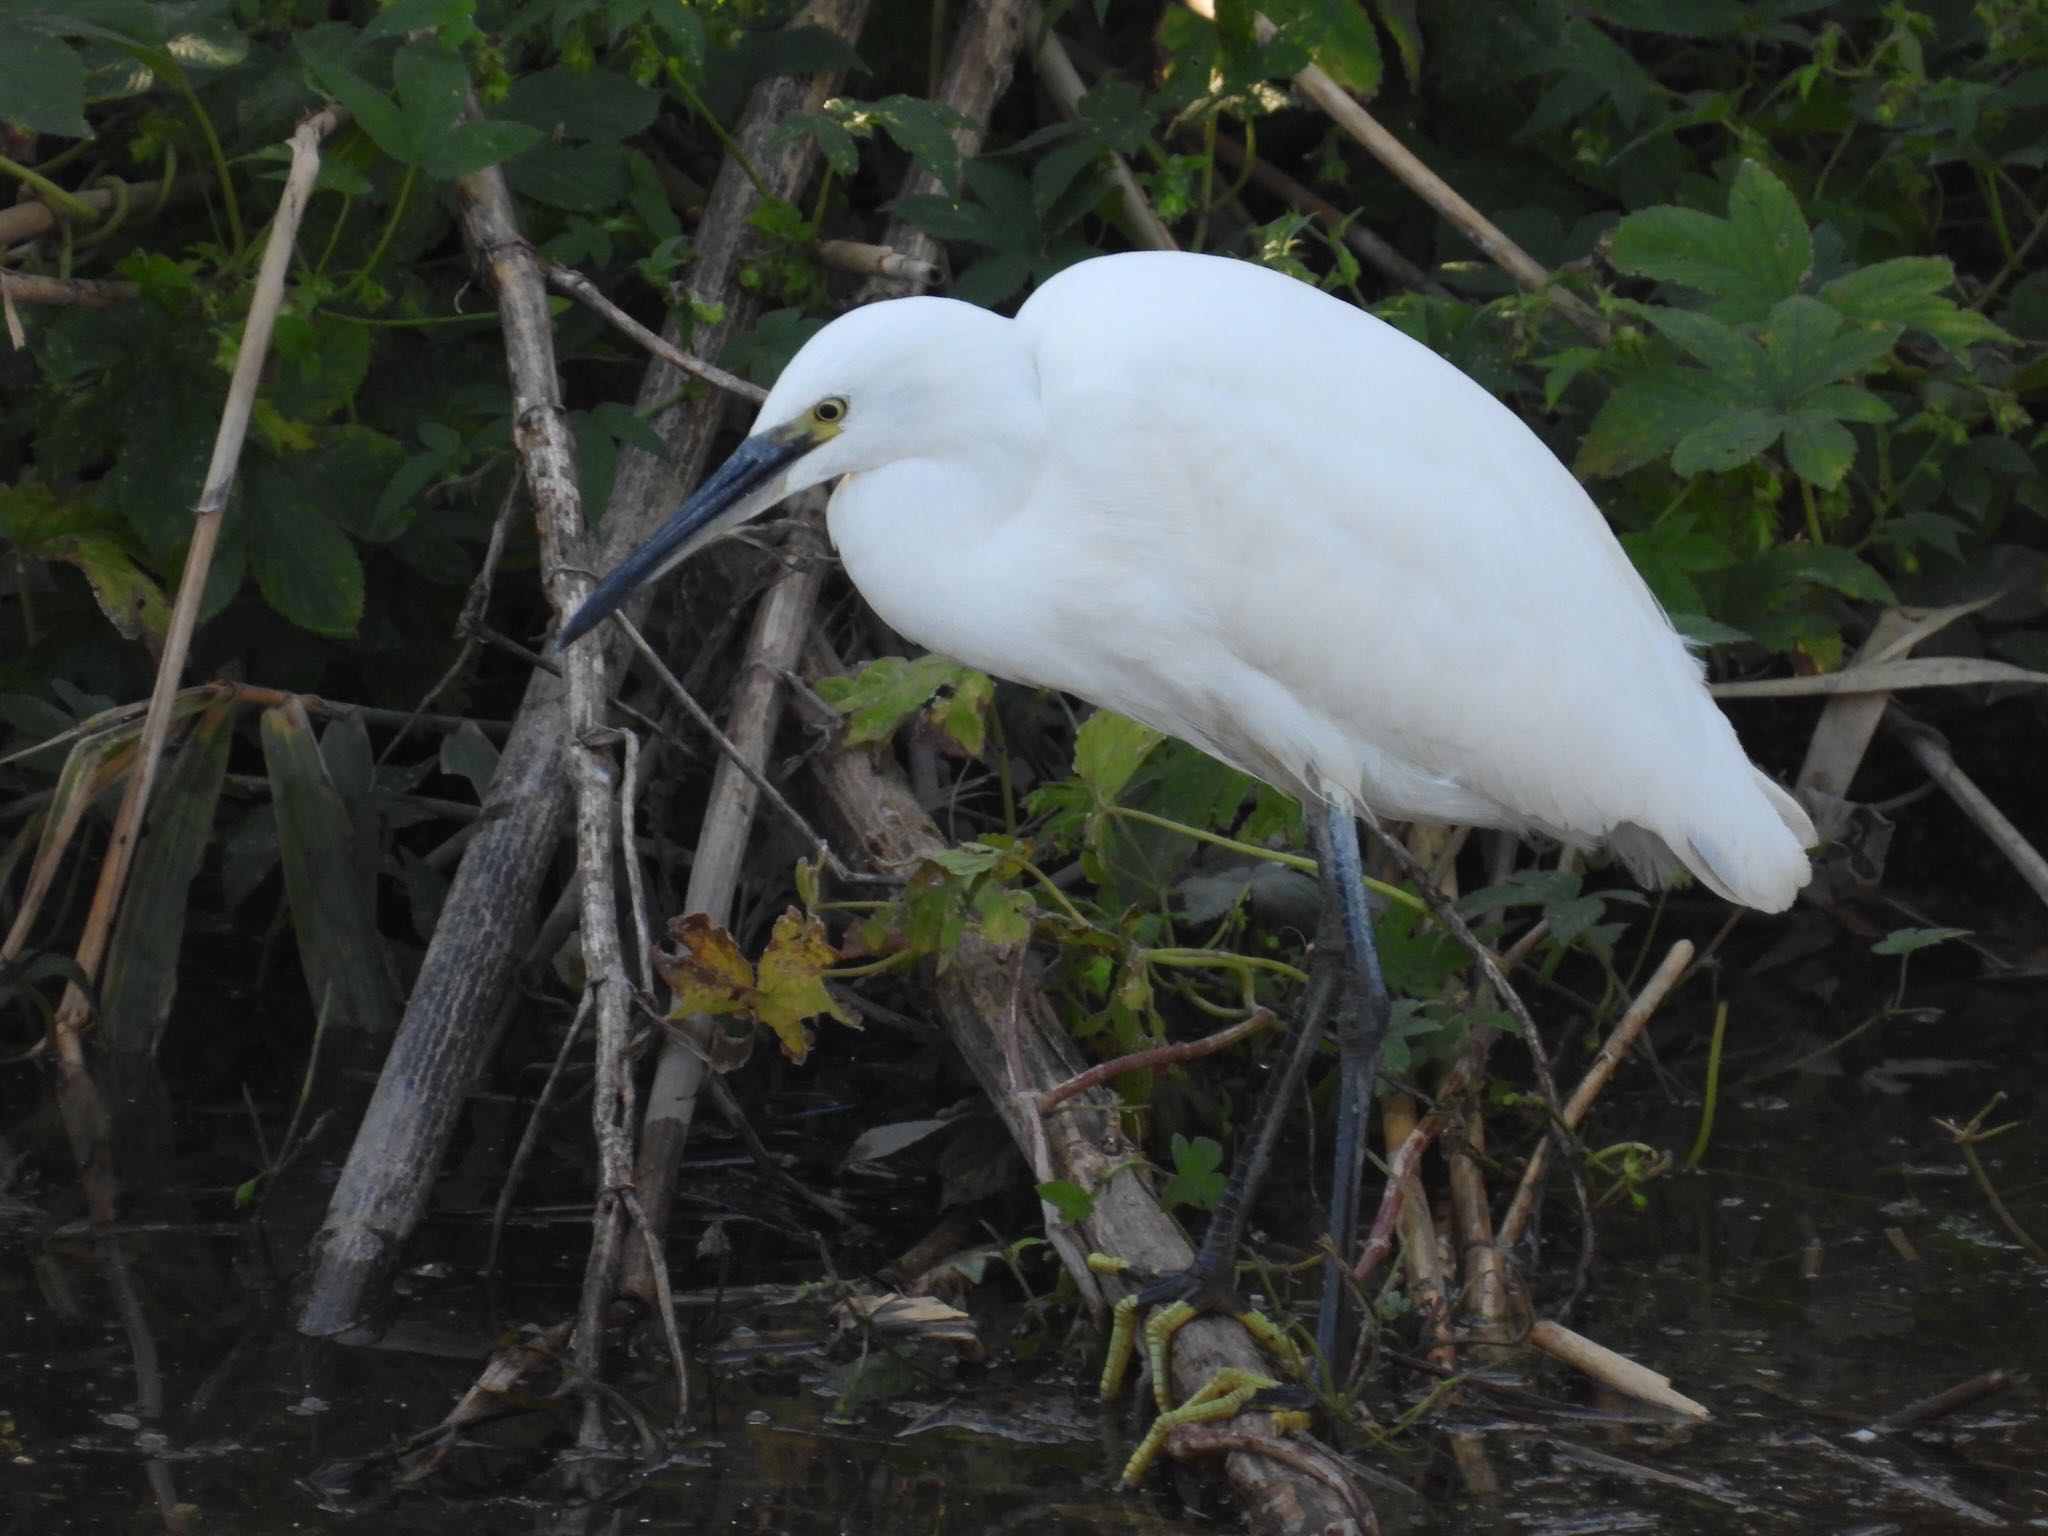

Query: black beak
[555,426,816,650]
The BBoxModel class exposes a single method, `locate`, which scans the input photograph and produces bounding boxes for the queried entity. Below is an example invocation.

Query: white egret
[559,250,1814,1393]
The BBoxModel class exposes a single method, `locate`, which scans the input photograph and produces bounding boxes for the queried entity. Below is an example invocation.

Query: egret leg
[1304,799,1393,1376]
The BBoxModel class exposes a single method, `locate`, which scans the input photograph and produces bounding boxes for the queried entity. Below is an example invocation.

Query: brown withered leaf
[655,912,755,1020]
[754,908,859,1064]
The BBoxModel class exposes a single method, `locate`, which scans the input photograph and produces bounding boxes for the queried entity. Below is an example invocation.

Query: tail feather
[1605,768,1814,913]
[1674,768,1813,913]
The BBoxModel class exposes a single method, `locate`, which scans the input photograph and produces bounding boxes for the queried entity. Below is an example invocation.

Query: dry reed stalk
[1497,938,1694,1249]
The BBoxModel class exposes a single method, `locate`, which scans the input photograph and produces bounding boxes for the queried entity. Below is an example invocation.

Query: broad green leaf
[1871,926,1970,956]
[419,119,542,180]
[249,504,365,636]
[1781,411,1857,487]
[1800,383,1895,424]
[1160,1133,1225,1213]
[1073,711,1165,804]
[45,535,171,642]
[1609,160,1811,321]
[1036,1178,1096,1223]
[0,24,89,136]
[867,95,976,189]
[1759,295,1894,397]
[261,698,400,1038]
[507,141,631,211]
[300,46,413,162]
[1823,257,2011,355]
[268,312,372,421]
[99,694,235,1054]
[496,65,658,141]
[815,653,990,747]
[440,720,498,801]
[1644,307,1760,383]
[1576,367,1741,477]
[1671,406,1783,475]
[1780,544,1896,604]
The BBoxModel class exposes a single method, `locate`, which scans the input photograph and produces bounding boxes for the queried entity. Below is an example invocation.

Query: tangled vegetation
[2,0,2044,1528]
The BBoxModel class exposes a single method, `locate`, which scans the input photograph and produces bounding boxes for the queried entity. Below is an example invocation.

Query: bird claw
[1086,1252,1309,1484]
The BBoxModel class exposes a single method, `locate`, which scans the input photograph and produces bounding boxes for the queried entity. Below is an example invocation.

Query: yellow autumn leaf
[753,908,858,1063]
[654,912,755,1019]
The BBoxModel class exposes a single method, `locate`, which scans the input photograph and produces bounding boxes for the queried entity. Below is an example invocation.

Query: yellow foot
[1119,1366,1298,1486]
[1085,1252,1312,1485]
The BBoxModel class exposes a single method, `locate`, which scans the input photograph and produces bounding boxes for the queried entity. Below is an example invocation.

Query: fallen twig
[1527,1318,1709,1419]
[817,238,943,285]
[1860,1367,2017,1435]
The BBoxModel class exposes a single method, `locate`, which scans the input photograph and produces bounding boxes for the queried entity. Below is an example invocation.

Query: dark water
[6,958,2045,1535]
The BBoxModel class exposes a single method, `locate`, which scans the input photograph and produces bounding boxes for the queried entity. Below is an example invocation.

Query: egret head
[556,296,1027,648]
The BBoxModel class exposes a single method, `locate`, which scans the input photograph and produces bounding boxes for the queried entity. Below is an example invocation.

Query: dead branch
[1885,708,2048,910]
[298,0,871,1335]
[1496,938,1693,1249]
[0,173,205,245]
[0,270,139,308]
[621,511,829,1307]
[544,263,765,404]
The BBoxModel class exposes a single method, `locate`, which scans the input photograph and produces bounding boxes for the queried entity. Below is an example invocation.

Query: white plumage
[571,250,1815,912]
[781,253,1811,910]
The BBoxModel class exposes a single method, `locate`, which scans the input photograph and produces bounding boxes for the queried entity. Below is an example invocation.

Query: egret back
[825,252,1813,911]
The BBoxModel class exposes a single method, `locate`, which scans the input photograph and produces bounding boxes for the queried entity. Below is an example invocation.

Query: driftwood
[805,640,1368,1536]
[296,0,870,1336]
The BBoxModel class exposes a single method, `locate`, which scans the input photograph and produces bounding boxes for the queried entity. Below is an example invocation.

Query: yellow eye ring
[815,397,848,424]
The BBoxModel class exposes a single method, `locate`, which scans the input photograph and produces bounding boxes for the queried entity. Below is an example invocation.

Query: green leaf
[301,45,413,163]
[45,535,170,642]
[1160,1133,1225,1213]
[1759,295,1894,397]
[868,94,975,189]
[815,653,989,747]
[1644,307,1760,383]
[1780,544,1896,604]
[496,65,659,141]
[1871,926,1970,956]
[268,311,371,420]
[419,119,542,181]
[1671,407,1783,475]
[1576,367,1741,477]
[1781,411,1857,487]
[1823,257,2012,355]
[1036,1178,1097,1223]
[1073,711,1165,804]
[261,698,399,1037]
[249,505,365,637]
[1609,159,1811,321]
[0,24,89,136]
[508,142,631,212]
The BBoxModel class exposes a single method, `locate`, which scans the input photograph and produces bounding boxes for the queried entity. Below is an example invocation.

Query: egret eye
[814,396,848,424]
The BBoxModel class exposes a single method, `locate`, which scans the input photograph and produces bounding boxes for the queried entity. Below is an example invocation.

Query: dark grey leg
[1306,800,1392,1375]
